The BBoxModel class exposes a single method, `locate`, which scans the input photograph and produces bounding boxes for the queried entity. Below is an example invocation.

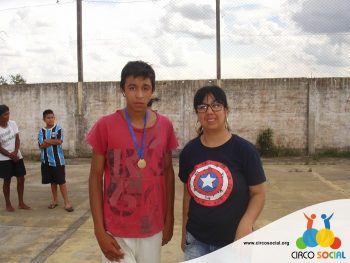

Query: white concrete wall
[0,78,349,157]
[312,78,350,151]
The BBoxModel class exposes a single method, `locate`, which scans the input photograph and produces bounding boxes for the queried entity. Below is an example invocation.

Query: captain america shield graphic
[188,160,233,206]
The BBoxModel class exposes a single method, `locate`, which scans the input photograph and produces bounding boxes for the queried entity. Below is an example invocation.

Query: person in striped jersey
[38,109,73,212]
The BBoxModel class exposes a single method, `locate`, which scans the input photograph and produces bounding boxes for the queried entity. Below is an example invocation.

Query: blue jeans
[184,231,222,261]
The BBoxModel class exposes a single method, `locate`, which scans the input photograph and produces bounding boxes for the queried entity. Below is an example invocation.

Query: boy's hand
[9,151,19,162]
[96,231,124,262]
[40,141,51,148]
[162,215,174,246]
[43,140,52,145]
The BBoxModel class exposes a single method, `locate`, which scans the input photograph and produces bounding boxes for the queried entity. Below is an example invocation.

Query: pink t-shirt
[86,110,177,238]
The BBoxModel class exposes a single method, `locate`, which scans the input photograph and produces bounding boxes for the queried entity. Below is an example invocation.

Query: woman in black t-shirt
[178,85,266,261]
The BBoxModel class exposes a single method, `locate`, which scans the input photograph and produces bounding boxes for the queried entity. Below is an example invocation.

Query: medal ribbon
[124,109,148,161]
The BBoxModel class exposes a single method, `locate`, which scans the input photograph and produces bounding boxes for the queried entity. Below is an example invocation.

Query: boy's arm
[0,142,11,158]
[89,150,124,261]
[8,134,20,161]
[39,141,51,149]
[14,133,19,153]
[45,127,63,145]
[38,129,49,149]
[44,139,62,145]
[39,139,61,148]
[181,184,191,252]
[162,151,175,246]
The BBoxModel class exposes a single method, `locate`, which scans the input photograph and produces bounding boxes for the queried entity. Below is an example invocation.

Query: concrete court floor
[0,158,349,263]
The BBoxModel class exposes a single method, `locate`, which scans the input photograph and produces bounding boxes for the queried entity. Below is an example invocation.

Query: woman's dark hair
[193,85,228,113]
[0,104,9,116]
[120,61,155,92]
[147,97,160,107]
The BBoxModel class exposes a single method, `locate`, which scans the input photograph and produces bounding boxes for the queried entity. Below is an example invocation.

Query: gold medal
[137,159,146,169]
[124,109,148,170]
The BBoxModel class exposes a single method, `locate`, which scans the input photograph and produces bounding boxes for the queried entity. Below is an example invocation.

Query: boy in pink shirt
[86,61,177,263]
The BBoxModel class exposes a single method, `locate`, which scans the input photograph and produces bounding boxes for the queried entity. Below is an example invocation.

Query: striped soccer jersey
[38,124,65,166]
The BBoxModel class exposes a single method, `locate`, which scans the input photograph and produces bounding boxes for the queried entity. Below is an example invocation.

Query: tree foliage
[9,74,26,84]
[0,76,8,85]
[0,74,26,85]
[256,128,277,157]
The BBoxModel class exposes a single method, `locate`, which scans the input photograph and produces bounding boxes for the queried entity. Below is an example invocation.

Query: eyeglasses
[196,102,224,113]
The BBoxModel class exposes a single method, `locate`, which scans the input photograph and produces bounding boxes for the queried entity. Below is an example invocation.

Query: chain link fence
[0,0,349,83]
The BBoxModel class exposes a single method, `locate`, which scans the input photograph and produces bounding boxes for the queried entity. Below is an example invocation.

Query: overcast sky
[0,0,349,83]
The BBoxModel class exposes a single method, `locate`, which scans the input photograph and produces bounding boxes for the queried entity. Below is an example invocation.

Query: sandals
[65,207,74,212]
[48,203,58,209]
[48,203,74,212]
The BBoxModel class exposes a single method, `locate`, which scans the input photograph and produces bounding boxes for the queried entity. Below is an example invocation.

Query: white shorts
[102,231,162,263]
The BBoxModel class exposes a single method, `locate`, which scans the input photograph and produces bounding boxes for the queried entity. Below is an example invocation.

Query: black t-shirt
[178,134,266,246]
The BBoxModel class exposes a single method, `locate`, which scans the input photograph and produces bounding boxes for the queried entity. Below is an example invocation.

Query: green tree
[0,75,8,85]
[9,74,26,84]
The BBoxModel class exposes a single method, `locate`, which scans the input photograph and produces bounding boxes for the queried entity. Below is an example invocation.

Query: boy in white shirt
[0,105,30,212]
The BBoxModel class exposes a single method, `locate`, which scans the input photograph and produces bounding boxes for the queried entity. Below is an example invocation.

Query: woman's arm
[234,183,266,241]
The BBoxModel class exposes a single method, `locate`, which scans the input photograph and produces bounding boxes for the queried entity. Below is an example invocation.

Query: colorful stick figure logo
[296,212,342,250]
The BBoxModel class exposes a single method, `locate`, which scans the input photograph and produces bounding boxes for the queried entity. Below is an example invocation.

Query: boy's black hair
[0,104,9,116]
[193,85,228,112]
[43,109,54,119]
[120,61,155,92]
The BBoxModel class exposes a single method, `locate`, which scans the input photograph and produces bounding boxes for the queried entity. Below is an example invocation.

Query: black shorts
[41,163,66,185]
[0,159,26,181]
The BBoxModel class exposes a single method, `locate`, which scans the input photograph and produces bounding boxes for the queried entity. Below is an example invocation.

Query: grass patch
[275,147,304,157]
[313,149,350,159]
[257,128,305,157]
[256,128,278,157]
